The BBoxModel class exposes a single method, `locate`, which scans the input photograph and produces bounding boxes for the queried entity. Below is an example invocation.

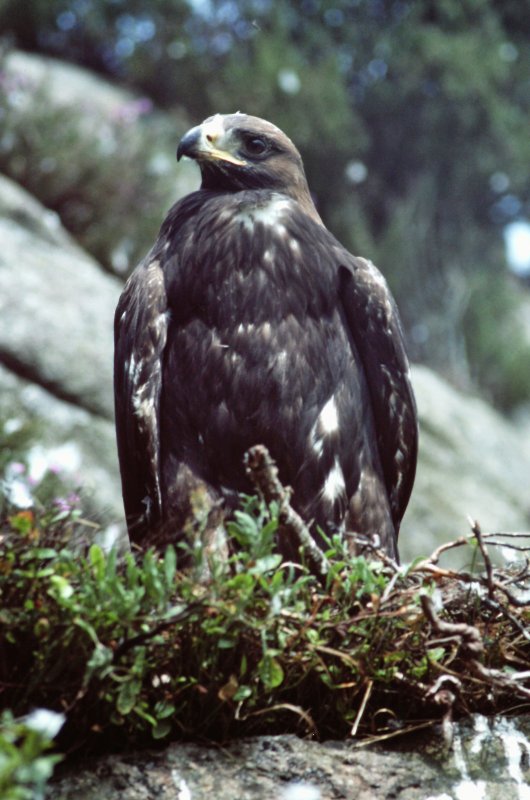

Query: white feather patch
[235,196,292,230]
[309,396,339,459]
[318,396,339,435]
[323,458,346,502]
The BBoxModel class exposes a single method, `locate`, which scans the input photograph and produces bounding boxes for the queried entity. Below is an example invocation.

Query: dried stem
[420,594,483,657]
[244,444,330,578]
[469,518,494,598]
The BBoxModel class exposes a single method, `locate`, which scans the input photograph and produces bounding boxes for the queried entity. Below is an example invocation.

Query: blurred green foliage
[0,709,63,800]
[0,0,529,407]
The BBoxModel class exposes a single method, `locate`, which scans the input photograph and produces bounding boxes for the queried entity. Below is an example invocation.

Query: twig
[421,592,530,702]
[380,570,404,603]
[414,562,474,582]
[476,531,530,540]
[235,701,318,737]
[490,581,530,608]
[469,518,494,599]
[244,445,329,578]
[415,530,530,570]
[356,539,401,574]
[350,720,437,749]
[420,594,483,657]
[350,679,373,736]
[485,541,530,552]
[425,675,461,749]
[112,603,202,661]
[483,597,530,642]
[415,536,469,568]
[416,557,530,609]
[470,661,530,700]
[495,560,530,586]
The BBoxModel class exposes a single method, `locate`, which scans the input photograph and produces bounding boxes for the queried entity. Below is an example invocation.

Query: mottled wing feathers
[337,254,418,531]
[114,184,416,555]
[114,256,168,542]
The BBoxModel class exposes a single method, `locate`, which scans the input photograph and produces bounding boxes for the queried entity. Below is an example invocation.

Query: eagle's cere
[114,112,418,562]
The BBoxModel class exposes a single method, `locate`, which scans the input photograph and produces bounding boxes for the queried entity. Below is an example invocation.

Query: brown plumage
[114,113,418,561]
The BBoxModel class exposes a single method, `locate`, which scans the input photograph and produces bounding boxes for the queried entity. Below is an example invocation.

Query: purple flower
[53,493,81,513]
[8,461,25,476]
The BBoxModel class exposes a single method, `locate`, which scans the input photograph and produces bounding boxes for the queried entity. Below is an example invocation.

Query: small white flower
[7,478,33,508]
[25,708,65,739]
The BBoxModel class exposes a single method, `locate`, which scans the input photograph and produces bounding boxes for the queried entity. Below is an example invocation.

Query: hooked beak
[176,119,247,166]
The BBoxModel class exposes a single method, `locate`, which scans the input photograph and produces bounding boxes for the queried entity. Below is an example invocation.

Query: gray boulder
[0,362,121,528]
[49,714,530,800]
[0,174,122,525]
[1,48,199,275]
[401,366,530,564]
[4,50,140,119]
[0,173,120,418]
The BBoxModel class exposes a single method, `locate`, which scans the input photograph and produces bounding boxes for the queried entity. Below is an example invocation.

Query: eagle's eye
[242,136,269,157]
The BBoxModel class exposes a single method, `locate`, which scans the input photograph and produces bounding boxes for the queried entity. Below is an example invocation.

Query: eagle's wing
[114,255,168,542]
[337,252,418,532]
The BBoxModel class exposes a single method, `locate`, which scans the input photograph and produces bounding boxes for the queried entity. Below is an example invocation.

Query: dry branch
[244,444,330,578]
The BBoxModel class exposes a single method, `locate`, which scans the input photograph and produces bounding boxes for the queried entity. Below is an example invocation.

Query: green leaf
[427,647,445,663]
[153,701,176,720]
[251,554,283,575]
[258,654,284,689]
[152,719,172,739]
[164,545,177,587]
[84,642,113,683]
[233,685,253,701]
[117,679,142,715]
[225,572,255,594]
[400,555,427,576]
[20,548,57,561]
[73,617,99,644]
[89,544,105,581]
[48,574,74,602]
[9,512,35,535]
[231,511,259,543]
[162,603,187,620]
[217,638,236,649]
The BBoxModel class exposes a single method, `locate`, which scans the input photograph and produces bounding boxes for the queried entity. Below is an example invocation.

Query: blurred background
[0,0,529,559]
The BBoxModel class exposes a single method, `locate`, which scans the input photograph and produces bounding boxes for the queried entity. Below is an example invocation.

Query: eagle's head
[177,113,319,221]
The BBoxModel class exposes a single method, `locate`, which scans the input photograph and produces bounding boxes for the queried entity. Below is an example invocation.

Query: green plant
[0,709,64,800]
[2,464,530,756]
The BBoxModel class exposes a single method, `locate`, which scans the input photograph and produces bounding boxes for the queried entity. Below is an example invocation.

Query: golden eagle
[114,113,417,561]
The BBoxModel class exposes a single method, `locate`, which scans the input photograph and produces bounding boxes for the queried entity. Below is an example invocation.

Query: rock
[401,366,530,564]
[0,362,122,526]
[49,715,530,799]
[0,173,122,525]
[0,173,120,419]
[1,48,199,275]
[3,50,138,117]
